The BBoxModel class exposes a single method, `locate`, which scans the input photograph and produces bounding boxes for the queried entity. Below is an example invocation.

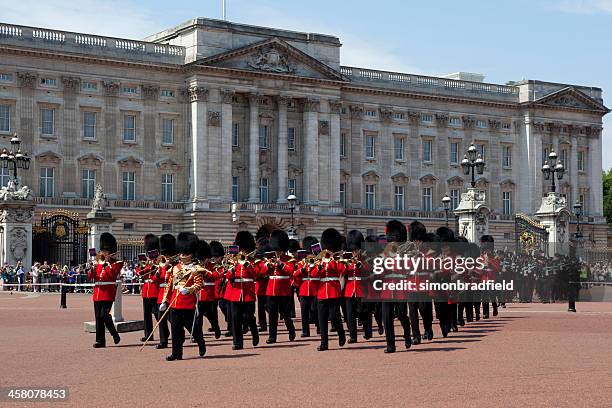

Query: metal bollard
[60,282,67,309]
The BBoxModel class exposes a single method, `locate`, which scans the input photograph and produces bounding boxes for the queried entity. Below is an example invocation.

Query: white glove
[180,287,190,295]
[159,302,167,312]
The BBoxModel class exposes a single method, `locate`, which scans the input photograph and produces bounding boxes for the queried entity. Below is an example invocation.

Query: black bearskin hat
[346,230,365,251]
[320,228,342,252]
[197,240,211,261]
[209,241,225,258]
[302,236,319,253]
[270,229,290,252]
[144,234,159,252]
[176,232,199,256]
[288,239,300,254]
[386,219,407,243]
[159,234,176,256]
[234,230,256,253]
[100,232,117,254]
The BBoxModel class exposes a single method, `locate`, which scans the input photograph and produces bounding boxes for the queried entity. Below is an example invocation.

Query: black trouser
[299,296,317,336]
[170,308,204,358]
[450,303,458,327]
[196,300,220,334]
[419,300,433,333]
[231,301,258,347]
[408,302,421,338]
[382,302,410,349]
[267,296,295,340]
[219,299,232,331]
[346,296,371,340]
[458,302,466,322]
[94,300,118,345]
[157,302,169,345]
[257,295,268,329]
[318,298,345,347]
[434,301,451,330]
[142,298,158,339]
[290,287,297,318]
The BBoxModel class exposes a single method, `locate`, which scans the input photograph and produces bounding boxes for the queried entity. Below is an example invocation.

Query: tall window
[259,125,269,149]
[287,127,296,151]
[502,145,512,168]
[83,111,96,139]
[288,178,296,195]
[394,186,405,211]
[232,176,239,202]
[0,167,10,187]
[41,108,55,135]
[365,184,376,209]
[232,123,239,147]
[340,131,346,157]
[0,105,10,132]
[579,194,586,214]
[542,147,549,165]
[450,189,459,209]
[502,191,512,215]
[82,169,95,199]
[577,151,585,171]
[422,140,432,162]
[161,174,173,202]
[394,137,405,161]
[365,134,376,159]
[39,167,54,197]
[123,114,136,142]
[340,183,346,208]
[561,149,568,167]
[422,187,432,211]
[122,171,135,200]
[259,178,269,202]
[450,142,459,164]
[162,118,174,145]
[476,143,486,160]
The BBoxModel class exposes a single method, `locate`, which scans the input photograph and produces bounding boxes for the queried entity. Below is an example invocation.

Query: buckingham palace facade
[0,18,608,245]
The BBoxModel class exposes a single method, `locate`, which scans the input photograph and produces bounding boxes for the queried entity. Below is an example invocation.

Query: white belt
[269,276,290,280]
[302,277,320,281]
[234,278,254,283]
[347,277,363,281]
[320,277,340,282]
[202,282,216,286]
[386,274,406,279]
[144,279,154,283]
[159,283,168,288]
[94,281,116,286]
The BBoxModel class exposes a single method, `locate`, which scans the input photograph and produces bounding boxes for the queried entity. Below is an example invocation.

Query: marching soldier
[195,240,222,339]
[159,232,206,361]
[152,234,175,349]
[138,234,161,342]
[89,232,122,348]
[210,241,232,336]
[480,235,499,318]
[293,236,320,337]
[254,239,270,333]
[344,230,371,342]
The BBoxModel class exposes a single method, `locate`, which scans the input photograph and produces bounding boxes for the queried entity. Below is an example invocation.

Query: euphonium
[319,249,333,263]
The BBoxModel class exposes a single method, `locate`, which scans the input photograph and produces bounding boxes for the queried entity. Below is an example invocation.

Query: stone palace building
[0,18,608,247]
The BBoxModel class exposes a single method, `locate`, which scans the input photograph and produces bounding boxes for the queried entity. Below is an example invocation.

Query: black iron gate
[515,213,549,254]
[32,210,89,267]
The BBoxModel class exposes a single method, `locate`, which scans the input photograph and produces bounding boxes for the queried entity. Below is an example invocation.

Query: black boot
[166,354,182,361]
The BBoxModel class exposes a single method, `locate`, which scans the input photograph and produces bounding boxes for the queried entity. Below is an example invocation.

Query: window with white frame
[160,89,174,98]
[502,122,511,130]
[0,73,13,82]
[82,81,97,91]
[542,147,549,165]
[232,123,239,147]
[162,118,174,145]
[0,167,10,188]
[123,114,136,142]
[83,111,96,139]
[41,108,55,135]
[340,131,346,157]
[476,143,486,160]
[232,176,239,202]
[394,185,405,211]
[422,187,432,211]
[0,105,10,132]
[476,120,487,129]
[340,183,346,208]
[39,167,54,197]
[259,178,269,202]
[579,194,586,214]
[577,151,585,171]
[365,134,376,159]
[421,114,433,123]
[365,184,376,209]
[450,142,459,164]
[449,117,462,126]
[365,109,376,117]
[502,191,512,215]
[450,189,459,209]
[288,178,296,195]
[394,137,405,161]
[422,139,432,162]
[502,145,512,168]
[161,173,173,202]
[40,77,57,87]
[560,149,568,167]
[288,127,296,151]
[122,171,135,200]
[82,169,96,199]
[259,125,269,149]
[122,86,137,95]
[394,112,405,120]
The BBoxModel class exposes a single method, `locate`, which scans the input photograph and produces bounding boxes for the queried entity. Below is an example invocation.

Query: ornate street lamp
[541,150,564,193]
[442,193,451,227]
[461,143,485,188]
[1,133,31,183]
[287,193,297,228]
[573,200,583,239]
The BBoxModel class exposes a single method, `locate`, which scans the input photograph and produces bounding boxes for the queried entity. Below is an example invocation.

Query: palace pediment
[191,37,345,82]
[527,87,609,113]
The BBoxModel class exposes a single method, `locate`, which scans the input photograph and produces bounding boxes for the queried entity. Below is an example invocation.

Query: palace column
[102,81,120,198]
[248,93,260,202]
[302,99,320,204]
[189,86,209,208]
[141,84,159,200]
[16,72,36,189]
[589,126,603,216]
[488,119,502,212]
[407,111,421,209]
[220,90,235,202]
[60,76,80,197]
[569,125,579,205]
[379,107,394,209]
[329,100,342,206]
[276,95,290,203]
[349,105,364,208]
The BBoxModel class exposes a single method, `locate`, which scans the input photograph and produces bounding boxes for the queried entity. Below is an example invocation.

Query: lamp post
[442,193,451,227]
[541,150,564,193]
[573,200,583,239]
[0,134,31,183]
[461,143,485,188]
[287,193,297,228]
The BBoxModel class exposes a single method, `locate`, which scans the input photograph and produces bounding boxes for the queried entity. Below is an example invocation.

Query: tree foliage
[603,169,612,225]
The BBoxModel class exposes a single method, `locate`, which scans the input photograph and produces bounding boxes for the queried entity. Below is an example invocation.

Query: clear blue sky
[3,0,611,169]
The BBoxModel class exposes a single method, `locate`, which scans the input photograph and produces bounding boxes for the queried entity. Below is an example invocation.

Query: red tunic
[155,264,172,305]
[265,254,294,297]
[253,259,269,296]
[311,259,345,300]
[198,261,219,302]
[343,258,368,298]
[223,262,257,302]
[163,263,202,310]
[293,259,319,297]
[89,261,123,302]
[138,264,160,299]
